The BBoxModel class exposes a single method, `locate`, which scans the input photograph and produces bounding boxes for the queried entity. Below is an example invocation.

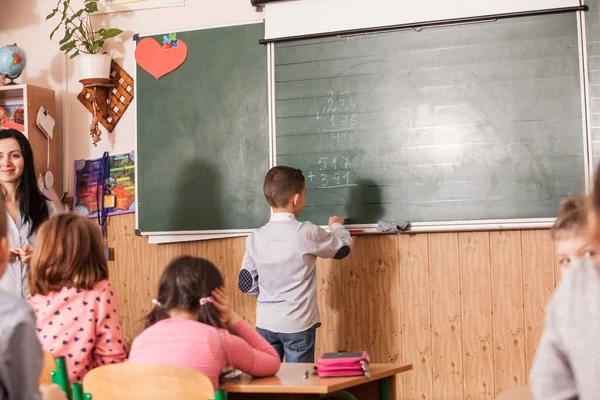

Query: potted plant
[47,0,123,83]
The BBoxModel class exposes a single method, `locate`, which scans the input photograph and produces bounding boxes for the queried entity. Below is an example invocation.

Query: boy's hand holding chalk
[329,216,344,226]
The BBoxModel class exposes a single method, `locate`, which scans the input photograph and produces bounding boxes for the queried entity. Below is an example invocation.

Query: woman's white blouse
[0,200,58,298]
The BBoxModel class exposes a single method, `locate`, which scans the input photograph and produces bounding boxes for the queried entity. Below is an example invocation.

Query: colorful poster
[0,104,25,132]
[74,151,135,217]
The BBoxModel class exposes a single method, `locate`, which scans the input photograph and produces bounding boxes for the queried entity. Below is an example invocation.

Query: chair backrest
[39,351,57,385]
[496,386,533,400]
[82,363,215,400]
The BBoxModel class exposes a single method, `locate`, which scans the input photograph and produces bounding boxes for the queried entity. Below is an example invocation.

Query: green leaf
[66,9,84,24]
[99,28,122,39]
[59,28,73,45]
[50,24,61,40]
[59,40,76,51]
[85,1,98,13]
[46,8,58,20]
[90,42,99,53]
[58,1,68,25]
[84,0,98,9]
[69,50,80,59]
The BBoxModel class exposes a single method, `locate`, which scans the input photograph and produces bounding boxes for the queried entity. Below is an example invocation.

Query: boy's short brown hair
[28,213,109,296]
[551,195,587,240]
[263,166,305,208]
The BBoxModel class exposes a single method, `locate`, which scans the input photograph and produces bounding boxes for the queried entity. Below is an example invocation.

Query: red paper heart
[135,38,188,80]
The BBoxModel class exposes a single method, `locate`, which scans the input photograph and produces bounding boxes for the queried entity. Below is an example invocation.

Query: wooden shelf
[0,84,62,193]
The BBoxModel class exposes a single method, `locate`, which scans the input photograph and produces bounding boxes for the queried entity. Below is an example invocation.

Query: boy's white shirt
[240,212,352,333]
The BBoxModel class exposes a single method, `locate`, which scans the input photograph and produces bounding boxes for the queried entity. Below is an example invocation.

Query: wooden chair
[82,363,216,400]
[496,386,533,400]
[39,351,57,385]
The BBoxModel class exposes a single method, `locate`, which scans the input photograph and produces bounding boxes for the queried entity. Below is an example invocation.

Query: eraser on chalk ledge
[376,220,409,233]
[344,221,410,234]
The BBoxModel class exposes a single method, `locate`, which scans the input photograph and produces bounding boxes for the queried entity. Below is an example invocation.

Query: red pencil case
[316,351,370,377]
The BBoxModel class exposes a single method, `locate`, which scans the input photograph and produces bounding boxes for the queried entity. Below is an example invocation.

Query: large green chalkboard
[137,13,588,234]
[136,22,269,233]
[275,12,586,225]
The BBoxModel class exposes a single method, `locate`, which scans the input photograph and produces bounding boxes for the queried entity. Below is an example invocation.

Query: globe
[0,44,26,84]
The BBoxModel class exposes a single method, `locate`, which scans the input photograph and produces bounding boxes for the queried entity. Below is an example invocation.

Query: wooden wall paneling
[362,235,402,362]
[490,231,526,396]
[521,230,555,375]
[458,232,495,399]
[399,234,433,400]
[363,236,402,399]
[105,214,560,399]
[316,256,344,355]
[337,237,378,354]
[106,214,161,343]
[320,236,402,398]
[429,233,464,399]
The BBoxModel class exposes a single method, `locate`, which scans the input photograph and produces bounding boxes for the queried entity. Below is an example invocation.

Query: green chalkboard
[275,12,586,225]
[136,22,269,233]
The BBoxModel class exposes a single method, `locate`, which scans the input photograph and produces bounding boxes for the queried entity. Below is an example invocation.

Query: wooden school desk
[223,363,412,400]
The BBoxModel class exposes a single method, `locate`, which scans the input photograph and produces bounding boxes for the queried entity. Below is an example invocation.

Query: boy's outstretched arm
[313,216,353,260]
[238,249,259,296]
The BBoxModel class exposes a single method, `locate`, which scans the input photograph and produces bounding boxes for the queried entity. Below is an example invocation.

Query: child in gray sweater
[530,167,600,400]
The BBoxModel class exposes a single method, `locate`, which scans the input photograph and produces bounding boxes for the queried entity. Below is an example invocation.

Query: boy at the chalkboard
[238,166,352,363]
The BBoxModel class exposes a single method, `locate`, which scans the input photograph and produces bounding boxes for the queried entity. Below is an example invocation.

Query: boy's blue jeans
[256,324,318,363]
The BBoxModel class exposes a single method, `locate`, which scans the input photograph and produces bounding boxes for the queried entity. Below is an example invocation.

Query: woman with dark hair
[0,129,58,297]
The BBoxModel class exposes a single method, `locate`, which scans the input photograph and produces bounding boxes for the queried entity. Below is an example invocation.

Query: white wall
[0,0,262,193]
[264,0,581,40]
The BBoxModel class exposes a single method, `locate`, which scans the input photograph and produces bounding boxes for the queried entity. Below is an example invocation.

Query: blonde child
[550,195,595,277]
[128,256,280,389]
[28,213,127,384]
[531,171,600,399]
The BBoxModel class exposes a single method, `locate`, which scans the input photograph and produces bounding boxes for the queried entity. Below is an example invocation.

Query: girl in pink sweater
[128,256,281,388]
[28,213,127,383]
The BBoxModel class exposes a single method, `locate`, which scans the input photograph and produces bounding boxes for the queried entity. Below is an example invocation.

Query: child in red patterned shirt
[28,213,127,383]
